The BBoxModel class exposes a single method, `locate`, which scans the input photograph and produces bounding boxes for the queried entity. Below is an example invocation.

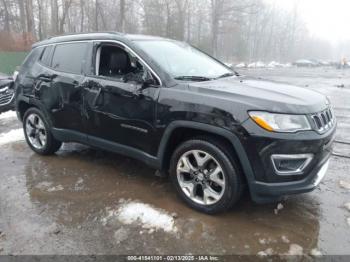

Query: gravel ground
[0,67,350,258]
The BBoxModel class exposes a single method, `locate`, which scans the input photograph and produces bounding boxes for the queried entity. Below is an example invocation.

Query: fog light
[271,154,313,175]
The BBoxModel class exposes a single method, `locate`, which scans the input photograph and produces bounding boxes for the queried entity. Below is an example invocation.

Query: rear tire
[170,137,244,214]
[23,108,62,155]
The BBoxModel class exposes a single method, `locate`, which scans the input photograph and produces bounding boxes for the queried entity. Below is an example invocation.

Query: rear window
[51,42,88,74]
[40,46,53,66]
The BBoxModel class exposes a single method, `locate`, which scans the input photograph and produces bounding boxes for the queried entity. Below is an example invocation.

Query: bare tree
[51,0,59,35]
[0,0,334,61]
[1,0,11,31]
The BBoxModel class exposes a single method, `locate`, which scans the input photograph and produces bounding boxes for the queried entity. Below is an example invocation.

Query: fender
[157,120,256,186]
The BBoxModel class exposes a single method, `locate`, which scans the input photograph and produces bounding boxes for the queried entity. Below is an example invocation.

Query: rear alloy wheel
[25,113,47,150]
[23,108,62,155]
[170,138,243,214]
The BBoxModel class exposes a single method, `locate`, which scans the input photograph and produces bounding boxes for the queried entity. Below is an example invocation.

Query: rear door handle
[92,87,102,107]
[38,74,55,82]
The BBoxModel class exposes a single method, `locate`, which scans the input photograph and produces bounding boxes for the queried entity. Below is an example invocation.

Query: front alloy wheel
[177,150,226,205]
[170,138,244,214]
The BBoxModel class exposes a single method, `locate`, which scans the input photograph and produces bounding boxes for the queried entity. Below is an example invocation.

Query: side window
[96,45,145,81]
[52,42,88,74]
[21,47,44,70]
[39,46,53,66]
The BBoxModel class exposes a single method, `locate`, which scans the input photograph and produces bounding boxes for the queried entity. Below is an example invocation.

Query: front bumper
[240,117,336,203]
[250,156,330,203]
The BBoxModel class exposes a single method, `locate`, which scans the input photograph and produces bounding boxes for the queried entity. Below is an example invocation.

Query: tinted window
[40,46,53,66]
[52,42,88,74]
[21,47,43,70]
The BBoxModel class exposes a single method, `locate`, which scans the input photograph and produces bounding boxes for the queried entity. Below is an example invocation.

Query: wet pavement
[0,68,350,257]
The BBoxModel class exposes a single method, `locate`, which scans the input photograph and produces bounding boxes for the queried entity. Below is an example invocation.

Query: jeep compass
[14,33,336,213]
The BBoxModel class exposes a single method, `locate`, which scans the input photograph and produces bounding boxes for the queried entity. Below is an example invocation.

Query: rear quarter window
[51,42,88,74]
[39,46,53,66]
[21,47,44,70]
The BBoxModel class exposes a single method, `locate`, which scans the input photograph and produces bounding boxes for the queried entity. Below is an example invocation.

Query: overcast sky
[265,0,350,43]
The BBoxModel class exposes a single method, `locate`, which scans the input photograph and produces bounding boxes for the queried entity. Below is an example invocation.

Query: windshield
[135,40,233,80]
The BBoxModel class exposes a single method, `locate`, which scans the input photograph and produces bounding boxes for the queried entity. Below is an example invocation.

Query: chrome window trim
[271,153,314,176]
[34,39,163,86]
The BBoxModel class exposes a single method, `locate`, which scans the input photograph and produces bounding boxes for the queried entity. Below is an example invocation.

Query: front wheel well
[161,127,245,181]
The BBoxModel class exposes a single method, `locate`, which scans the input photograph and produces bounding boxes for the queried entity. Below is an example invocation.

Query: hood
[188,76,329,114]
[0,78,14,89]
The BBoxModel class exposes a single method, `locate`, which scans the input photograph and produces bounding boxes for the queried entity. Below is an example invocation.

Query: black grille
[311,108,335,132]
[0,89,14,106]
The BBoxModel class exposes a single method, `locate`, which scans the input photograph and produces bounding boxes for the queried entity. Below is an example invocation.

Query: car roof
[32,32,171,48]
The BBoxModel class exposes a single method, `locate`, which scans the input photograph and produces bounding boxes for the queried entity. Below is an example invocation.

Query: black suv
[14,33,336,213]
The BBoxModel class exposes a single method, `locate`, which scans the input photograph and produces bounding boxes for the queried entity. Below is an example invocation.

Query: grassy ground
[0,52,28,75]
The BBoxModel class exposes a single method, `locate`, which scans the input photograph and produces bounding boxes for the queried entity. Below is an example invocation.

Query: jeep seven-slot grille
[0,89,14,106]
[311,108,335,133]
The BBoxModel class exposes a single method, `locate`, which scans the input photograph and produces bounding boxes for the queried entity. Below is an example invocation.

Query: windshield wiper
[174,76,213,82]
[215,72,238,79]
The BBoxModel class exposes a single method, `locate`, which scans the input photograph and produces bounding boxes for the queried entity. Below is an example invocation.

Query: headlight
[249,111,311,133]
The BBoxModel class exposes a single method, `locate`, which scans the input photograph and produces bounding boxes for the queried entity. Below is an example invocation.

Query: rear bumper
[250,150,331,203]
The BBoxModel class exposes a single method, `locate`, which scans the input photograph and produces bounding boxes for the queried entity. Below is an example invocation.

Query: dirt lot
[0,68,350,258]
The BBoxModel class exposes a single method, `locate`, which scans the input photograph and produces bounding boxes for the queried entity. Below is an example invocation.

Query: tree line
[0,0,335,62]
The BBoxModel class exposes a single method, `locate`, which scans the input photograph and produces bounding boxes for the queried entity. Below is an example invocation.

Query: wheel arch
[157,121,255,186]
[16,96,53,126]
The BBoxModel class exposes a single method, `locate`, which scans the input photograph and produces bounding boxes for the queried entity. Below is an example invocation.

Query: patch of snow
[344,203,350,212]
[259,238,267,245]
[310,248,322,257]
[281,235,290,244]
[47,185,64,192]
[248,61,266,68]
[347,218,350,227]
[116,201,177,233]
[74,177,84,191]
[283,63,293,68]
[235,63,246,68]
[0,110,17,120]
[102,201,177,233]
[35,181,53,190]
[285,244,303,256]
[267,61,284,68]
[257,248,273,257]
[274,203,284,214]
[0,129,24,146]
[339,180,350,190]
[259,238,276,245]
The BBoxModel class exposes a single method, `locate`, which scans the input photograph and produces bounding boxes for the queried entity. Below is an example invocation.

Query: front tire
[23,108,62,155]
[170,138,244,214]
